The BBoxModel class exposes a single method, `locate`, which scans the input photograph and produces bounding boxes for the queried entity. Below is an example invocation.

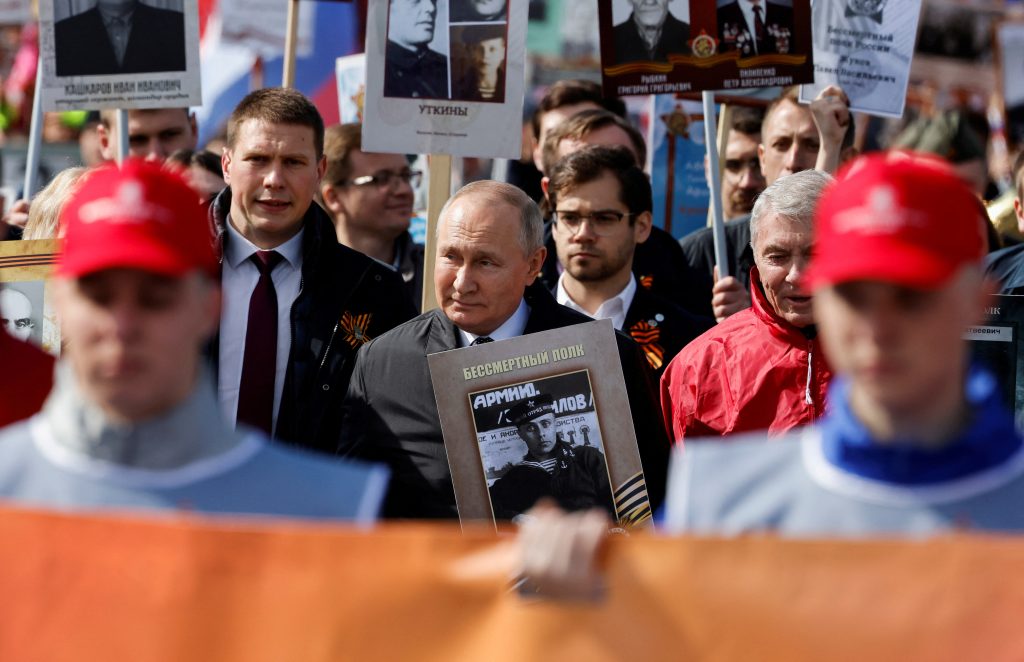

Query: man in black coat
[717,0,794,57]
[55,0,186,77]
[212,88,415,455]
[338,181,671,519]
[548,145,711,381]
[613,0,690,64]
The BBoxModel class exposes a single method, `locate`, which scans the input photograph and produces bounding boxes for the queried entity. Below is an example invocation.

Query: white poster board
[220,0,315,59]
[336,53,366,124]
[0,0,31,24]
[362,0,528,159]
[38,0,202,111]
[799,0,922,118]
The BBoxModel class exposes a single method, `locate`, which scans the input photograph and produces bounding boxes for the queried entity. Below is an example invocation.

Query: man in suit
[613,0,690,63]
[548,145,711,381]
[384,0,448,99]
[717,0,794,56]
[55,0,186,77]
[339,181,671,519]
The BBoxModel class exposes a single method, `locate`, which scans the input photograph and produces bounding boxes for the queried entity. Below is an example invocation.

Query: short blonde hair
[23,167,88,240]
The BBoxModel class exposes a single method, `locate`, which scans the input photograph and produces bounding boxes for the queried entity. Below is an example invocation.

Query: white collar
[458,298,529,347]
[224,219,304,270]
[555,273,637,329]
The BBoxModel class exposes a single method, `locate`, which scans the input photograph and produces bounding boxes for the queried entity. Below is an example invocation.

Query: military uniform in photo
[717,0,794,56]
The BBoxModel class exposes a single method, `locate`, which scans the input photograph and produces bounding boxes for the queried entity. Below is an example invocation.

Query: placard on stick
[428,320,652,528]
[0,239,60,356]
[38,0,202,111]
[598,0,814,98]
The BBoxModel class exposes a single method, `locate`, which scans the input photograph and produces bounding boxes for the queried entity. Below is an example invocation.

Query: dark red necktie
[236,250,283,436]
[753,4,766,43]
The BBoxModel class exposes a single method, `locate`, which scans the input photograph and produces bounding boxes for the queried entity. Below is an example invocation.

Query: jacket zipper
[805,346,813,406]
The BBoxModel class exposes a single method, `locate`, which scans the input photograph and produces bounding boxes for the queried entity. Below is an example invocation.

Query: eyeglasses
[553,209,633,236]
[344,169,422,189]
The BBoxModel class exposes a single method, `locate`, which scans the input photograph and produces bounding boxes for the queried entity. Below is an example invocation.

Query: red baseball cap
[57,158,217,278]
[804,151,986,291]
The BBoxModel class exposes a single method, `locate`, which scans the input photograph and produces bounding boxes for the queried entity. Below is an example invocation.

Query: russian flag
[196,0,363,146]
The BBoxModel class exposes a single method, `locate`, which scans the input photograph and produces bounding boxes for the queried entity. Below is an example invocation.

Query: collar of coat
[748,266,818,345]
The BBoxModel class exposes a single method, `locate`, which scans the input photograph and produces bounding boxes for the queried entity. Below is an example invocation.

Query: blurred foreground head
[55,159,220,423]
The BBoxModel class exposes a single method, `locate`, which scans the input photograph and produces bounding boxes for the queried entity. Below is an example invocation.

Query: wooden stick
[116,109,129,165]
[282,0,300,88]
[421,154,452,312]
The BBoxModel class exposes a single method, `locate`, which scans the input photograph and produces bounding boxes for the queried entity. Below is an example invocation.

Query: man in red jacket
[0,326,53,427]
[660,169,833,442]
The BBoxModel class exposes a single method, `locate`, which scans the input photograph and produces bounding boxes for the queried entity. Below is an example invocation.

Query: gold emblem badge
[340,311,373,348]
[690,30,718,58]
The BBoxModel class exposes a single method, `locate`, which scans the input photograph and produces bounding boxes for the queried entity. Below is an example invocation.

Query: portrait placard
[362,0,528,159]
[0,239,60,356]
[598,0,813,98]
[38,0,202,111]
[798,0,922,118]
[997,21,1024,146]
[220,0,315,58]
[336,53,367,124]
[965,295,1024,419]
[428,319,652,528]
[0,0,31,24]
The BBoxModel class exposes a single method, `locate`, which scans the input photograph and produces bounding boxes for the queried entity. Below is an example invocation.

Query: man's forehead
[349,148,408,172]
[763,100,813,137]
[440,199,519,243]
[726,130,760,156]
[559,172,624,205]
[233,120,317,151]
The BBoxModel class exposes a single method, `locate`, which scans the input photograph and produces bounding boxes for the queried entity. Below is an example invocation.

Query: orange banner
[0,504,1022,661]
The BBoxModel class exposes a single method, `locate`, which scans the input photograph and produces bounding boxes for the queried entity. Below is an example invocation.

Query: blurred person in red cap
[0,159,388,520]
[660,169,834,442]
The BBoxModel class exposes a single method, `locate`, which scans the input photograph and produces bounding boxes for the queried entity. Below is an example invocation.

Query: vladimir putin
[55,0,186,77]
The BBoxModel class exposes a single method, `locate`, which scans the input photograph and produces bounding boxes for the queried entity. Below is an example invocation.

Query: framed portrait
[967,295,1024,421]
[997,21,1024,145]
[38,0,202,111]
[0,239,60,356]
[363,0,528,159]
[428,319,652,528]
[597,0,814,97]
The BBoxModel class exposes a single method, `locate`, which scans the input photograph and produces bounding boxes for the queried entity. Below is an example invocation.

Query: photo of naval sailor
[475,381,616,521]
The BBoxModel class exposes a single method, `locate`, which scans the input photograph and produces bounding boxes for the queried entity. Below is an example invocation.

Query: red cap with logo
[56,158,216,278]
[804,151,986,291]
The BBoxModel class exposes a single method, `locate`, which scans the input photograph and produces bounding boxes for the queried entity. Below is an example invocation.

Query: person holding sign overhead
[54,0,186,77]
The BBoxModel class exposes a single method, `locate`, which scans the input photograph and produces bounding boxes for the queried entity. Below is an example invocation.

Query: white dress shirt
[458,298,529,348]
[218,221,304,433]
[555,273,637,331]
[739,0,761,53]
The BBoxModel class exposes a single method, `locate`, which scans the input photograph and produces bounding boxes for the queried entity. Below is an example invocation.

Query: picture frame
[0,239,60,356]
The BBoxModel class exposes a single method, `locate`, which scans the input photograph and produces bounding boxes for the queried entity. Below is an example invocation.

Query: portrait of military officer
[717,0,795,57]
[450,0,506,22]
[612,0,691,64]
[488,394,616,521]
[54,0,187,77]
[384,0,450,100]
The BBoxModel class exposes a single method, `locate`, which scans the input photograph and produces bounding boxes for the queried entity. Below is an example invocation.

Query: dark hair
[531,79,627,141]
[226,87,325,158]
[547,145,652,219]
[541,109,646,177]
[729,105,765,137]
[166,149,223,178]
[323,123,363,186]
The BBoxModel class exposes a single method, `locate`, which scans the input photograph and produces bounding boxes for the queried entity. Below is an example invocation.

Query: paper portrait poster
[598,0,813,97]
[220,0,315,58]
[336,53,367,124]
[799,0,922,118]
[998,22,1024,145]
[966,295,1024,420]
[362,0,529,159]
[649,95,711,239]
[0,0,31,24]
[38,0,202,111]
[0,240,60,356]
[428,319,652,529]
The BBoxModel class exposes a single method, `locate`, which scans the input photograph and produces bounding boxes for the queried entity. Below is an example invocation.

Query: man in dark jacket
[55,0,186,77]
[338,181,671,519]
[547,145,711,381]
[612,0,690,64]
[213,88,415,455]
[384,0,448,99]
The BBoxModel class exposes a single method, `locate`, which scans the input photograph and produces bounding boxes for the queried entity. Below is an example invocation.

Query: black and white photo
[384,0,450,100]
[450,0,506,23]
[450,23,507,103]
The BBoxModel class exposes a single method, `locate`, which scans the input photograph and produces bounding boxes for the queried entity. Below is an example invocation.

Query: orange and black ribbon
[629,319,664,371]
[340,311,373,348]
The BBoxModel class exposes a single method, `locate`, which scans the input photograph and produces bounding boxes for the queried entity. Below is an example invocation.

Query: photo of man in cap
[488,393,615,521]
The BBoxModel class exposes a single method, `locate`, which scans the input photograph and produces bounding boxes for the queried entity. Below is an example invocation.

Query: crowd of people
[2,74,1024,600]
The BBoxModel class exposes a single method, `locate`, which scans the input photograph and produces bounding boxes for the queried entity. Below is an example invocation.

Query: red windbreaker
[0,328,54,427]
[660,268,832,443]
